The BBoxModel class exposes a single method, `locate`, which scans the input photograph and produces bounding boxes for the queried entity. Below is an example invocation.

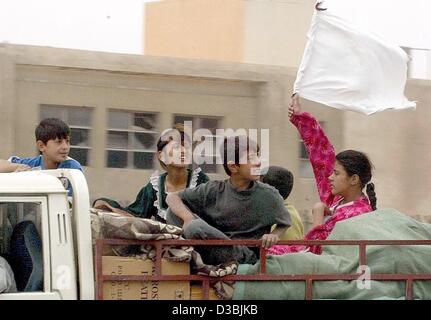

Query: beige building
[1,43,430,231]
[145,0,431,79]
[145,0,315,68]
[344,80,431,221]
[144,0,431,222]
[0,43,345,230]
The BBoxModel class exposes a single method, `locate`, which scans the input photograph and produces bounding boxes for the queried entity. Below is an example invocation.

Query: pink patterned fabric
[268,112,372,255]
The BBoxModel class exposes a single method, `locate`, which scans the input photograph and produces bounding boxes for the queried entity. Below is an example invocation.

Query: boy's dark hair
[35,118,71,144]
[336,150,377,210]
[260,166,294,200]
[157,123,191,170]
[221,135,259,176]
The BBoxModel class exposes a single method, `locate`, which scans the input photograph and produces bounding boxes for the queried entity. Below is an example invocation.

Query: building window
[173,115,221,173]
[299,121,325,179]
[107,111,158,169]
[40,105,92,166]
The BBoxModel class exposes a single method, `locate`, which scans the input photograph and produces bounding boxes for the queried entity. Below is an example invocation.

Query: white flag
[294,9,416,115]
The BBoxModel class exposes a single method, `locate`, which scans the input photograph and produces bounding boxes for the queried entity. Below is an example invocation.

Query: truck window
[0,202,44,293]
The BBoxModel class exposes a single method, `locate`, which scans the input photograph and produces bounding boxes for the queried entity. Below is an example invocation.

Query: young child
[166,135,291,265]
[268,94,377,255]
[93,124,209,222]
[260,166,304,240]
[0,118,82,173]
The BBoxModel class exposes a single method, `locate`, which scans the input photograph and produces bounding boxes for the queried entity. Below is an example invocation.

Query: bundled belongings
[91,209,238,299]
[234,209,431,300]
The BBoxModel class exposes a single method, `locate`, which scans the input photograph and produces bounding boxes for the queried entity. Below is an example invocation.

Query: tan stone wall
[3,44,324,209]
[142,0,431,227]
[12,68,260,204]
[145,0,245,61]
[243,0,314,68]
[343,79,431,218]
[0,49,16,156]
[144,0,315,68]
[2,44,430,224]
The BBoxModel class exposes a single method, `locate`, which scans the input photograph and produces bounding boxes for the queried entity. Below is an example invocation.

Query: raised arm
[289,95,336,206]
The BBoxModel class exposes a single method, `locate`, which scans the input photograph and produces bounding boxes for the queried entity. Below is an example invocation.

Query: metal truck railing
[95,238,431,300]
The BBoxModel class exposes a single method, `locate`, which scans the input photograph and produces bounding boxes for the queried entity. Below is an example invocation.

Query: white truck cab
[0,169,94,300]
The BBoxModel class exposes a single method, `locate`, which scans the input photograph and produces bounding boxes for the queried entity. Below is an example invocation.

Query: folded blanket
[91,209,237,299]
[233,209,431,300]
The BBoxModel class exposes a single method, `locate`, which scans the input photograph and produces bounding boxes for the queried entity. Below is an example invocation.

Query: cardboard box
[102,256,190,300]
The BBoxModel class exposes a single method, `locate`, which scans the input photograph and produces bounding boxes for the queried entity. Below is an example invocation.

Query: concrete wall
[2,43,430,229]
[145,0,245,61]
[343,79,431,219]
[0,50,16,157]
[142,0,431,225]
[1,44,331,220]
[144,0,314,68]
[243,0,314,68]
[427,51,431,79]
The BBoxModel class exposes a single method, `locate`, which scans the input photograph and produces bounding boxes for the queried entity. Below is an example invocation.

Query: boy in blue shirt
[0,118,82,173]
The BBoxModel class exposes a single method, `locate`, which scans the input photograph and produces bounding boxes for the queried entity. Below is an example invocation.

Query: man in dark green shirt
[167,136,291,265]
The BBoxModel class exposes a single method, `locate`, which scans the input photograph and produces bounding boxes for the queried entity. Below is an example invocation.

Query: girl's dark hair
[157,123,191,170]
[335,150,377,210]
[35,118,70,144]
[366,183,377,211]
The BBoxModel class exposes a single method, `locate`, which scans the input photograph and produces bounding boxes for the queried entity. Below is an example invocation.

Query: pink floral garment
[268,112,372,255]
